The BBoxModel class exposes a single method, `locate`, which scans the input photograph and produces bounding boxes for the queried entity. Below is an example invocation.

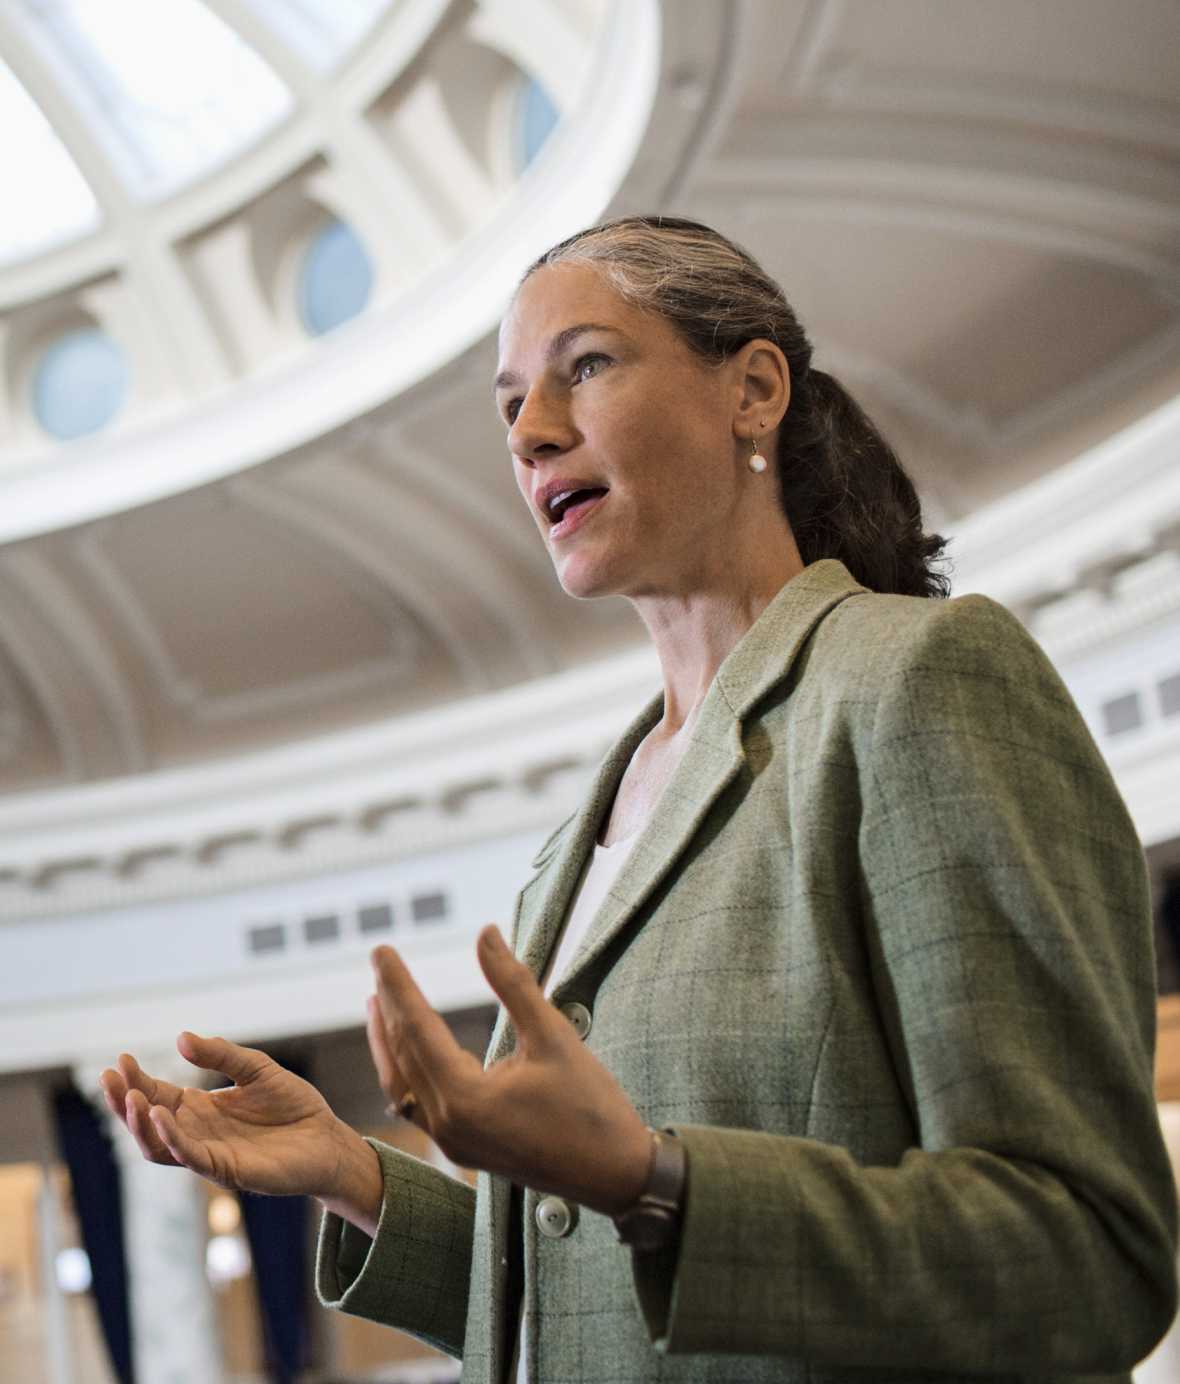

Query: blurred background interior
[1,0,1179,1380]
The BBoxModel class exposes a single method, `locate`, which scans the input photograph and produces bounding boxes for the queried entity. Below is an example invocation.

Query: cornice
[946,391,1180,616]
[0,644,659,920]
[1030,551,1180,665]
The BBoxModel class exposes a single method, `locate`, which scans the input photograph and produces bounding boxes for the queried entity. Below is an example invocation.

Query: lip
[549,490,608,542]
[534,477,607,523]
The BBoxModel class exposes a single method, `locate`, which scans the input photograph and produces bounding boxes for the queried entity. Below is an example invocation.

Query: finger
[371,947,464,1102]
[116,1052,185,1113]
[149,1105,217,1182]
[99,1068,128,1122]
[365,994,411,1106]
[176,1032,271,1087]
[477,926,561,1053]
[124,1089,181,1167]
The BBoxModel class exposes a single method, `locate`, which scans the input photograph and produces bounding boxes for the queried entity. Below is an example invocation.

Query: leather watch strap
[612,1129,686,1251]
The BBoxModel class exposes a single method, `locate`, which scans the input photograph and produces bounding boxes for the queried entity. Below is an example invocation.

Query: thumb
[477,926,558,1050]
[177,1032,271,1086]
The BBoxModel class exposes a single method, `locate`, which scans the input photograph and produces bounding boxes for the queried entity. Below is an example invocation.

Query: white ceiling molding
[466,0,593,114]
[704,146,1180,300]
[1032,552,1180,666]
[818,343,995,455]
[0,545,148,778]
[0,0,1177,866]
[0,643,659,920]
[251,457,552,672]
[947,391,1180,613]
[0,0,662,539]
[815,63,1180,152]
[70,502,424,716]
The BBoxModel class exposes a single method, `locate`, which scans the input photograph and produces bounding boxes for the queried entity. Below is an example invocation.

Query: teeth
[547,489,578,518]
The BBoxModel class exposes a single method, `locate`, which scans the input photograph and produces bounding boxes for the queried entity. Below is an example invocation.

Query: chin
[553,552,623,602]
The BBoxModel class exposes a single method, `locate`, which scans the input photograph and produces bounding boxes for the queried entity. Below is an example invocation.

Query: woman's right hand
[99,1031,362,1202]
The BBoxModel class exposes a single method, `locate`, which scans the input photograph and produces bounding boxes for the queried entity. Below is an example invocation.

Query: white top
[512,827,640,1384]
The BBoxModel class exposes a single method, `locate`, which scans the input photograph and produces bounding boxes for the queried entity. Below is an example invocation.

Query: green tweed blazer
[317,559,1178,1382]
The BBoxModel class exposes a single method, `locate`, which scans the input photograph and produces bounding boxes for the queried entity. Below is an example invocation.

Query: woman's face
[495,262,753,601]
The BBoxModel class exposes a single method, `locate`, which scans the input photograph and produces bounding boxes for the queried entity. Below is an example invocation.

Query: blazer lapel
[485,691,664,1065]
[551,560,865,997]
[487,560,865,1047]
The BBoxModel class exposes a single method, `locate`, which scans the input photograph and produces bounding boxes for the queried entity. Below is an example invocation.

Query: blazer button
[535,1196,575,1238]
[561,1001,592,1040]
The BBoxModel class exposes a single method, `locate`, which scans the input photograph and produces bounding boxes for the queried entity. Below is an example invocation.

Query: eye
[573,352,610,384]
[501,352,610,426]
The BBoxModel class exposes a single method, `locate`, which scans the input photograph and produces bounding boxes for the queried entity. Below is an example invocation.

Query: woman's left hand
[366,925,652,1216]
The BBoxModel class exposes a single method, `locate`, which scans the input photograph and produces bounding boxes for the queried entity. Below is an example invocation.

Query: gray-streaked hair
[523,215,950,599]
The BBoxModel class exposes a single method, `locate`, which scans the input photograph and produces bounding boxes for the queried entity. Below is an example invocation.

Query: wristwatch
[612,1129,686,1252]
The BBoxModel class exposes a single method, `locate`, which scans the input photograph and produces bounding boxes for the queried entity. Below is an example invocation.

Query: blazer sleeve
[634,594,1179,1373]
[315,1137,475,1358]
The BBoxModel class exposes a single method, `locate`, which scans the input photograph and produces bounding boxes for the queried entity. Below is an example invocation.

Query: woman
[102,216,1178,1382]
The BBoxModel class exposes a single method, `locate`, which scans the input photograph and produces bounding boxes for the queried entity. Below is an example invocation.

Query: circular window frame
[4,299,132,448]
[512,75,562,174]
[295,217,376,338]
[28,325,131,442]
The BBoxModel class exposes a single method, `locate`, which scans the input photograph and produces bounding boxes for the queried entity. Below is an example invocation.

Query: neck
[630,544,805,742]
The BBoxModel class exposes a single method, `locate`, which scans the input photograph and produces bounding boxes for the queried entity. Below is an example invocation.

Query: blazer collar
[492,560,864,1058]
[714,558,866,717]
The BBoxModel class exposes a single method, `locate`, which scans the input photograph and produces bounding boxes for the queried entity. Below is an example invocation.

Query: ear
[729,338,790,442]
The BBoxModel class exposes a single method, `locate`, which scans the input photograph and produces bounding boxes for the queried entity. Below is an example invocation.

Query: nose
[508,386,577,467]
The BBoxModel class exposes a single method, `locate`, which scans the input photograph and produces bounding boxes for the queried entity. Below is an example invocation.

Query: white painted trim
[0,0,662,541]
[947,391,1180,609]
[0,643,658,917]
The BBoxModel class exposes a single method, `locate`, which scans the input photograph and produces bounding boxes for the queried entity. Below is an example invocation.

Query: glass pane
[298,219,373,335]
[236,0,391,73]
[21,0,293,198]
[32,328,129,440]
[515,76,560,171]
[0,59,99,265]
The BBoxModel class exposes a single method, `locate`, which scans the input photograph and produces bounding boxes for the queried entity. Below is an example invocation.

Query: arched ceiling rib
[0,0,1178,805]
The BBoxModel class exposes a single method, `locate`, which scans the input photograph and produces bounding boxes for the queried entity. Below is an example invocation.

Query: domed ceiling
[1,0,1179,802]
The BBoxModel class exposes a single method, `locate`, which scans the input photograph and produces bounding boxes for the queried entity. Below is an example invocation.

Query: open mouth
[549,487,608,538]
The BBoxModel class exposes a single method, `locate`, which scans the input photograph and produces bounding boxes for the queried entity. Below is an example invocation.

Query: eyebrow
[494,322,625,393]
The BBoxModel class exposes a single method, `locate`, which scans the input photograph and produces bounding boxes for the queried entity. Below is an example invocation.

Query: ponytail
[780,368,950,599]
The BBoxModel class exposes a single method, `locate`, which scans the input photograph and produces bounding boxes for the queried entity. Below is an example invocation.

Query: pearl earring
[749,437,768,474]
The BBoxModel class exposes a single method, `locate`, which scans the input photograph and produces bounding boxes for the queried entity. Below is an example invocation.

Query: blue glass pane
[298,219,374,336]
[32,329,129,441]
[517,78,559,170]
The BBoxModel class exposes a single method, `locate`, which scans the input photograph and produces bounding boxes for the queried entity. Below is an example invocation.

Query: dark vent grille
[304,914,340,944]
[358,903,394,933]
[1102,692,1142,736]
[411,891,448,924]
[248,923,285,955]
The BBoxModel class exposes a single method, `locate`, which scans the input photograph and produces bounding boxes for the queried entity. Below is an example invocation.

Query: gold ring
[385,1091,418,1121]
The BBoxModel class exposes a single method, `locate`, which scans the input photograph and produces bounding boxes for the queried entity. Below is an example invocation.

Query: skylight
[235,0,391,73]
[19,0,293,199]
[0,59,99,266]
